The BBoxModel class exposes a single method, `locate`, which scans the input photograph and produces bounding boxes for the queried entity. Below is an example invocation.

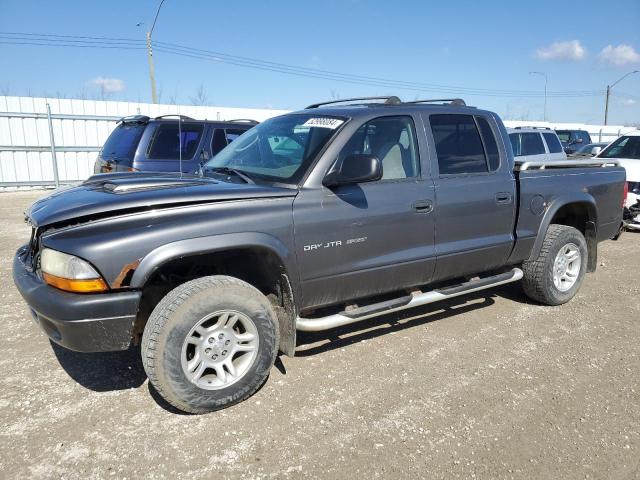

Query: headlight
[40,248,108,293]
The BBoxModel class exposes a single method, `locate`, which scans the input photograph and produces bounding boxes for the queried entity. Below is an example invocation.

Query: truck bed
[508,159,626,265]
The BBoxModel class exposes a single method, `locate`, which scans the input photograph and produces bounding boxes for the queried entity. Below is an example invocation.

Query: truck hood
[26,173,297,227]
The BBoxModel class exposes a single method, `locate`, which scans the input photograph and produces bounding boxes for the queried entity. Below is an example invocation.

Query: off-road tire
[522,224,588,306]
[141,275,279,414]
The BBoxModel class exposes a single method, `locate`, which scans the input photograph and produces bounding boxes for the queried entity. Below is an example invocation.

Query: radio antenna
[178,117,183,178]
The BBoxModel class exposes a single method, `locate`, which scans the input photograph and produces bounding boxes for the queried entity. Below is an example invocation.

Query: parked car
[14,96,626,413]
[93,115,258,174]
[595,131,640,230]
[570,142,610,157]
[555,129,592,154]
[507,127,566,163]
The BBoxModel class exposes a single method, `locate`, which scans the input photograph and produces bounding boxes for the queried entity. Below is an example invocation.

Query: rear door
[542,131,566,161]
[424,113,516,281]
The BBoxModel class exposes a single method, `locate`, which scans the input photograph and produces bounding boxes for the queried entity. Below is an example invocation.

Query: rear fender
[528,193,598,270]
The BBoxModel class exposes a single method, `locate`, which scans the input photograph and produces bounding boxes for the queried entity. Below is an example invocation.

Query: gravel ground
[0,190,639,480]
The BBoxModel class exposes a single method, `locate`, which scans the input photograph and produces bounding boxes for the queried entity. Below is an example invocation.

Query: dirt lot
[0,190,638,480]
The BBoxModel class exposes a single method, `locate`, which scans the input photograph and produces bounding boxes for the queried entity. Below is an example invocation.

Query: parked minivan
[94,115,257,174]
[507,127,566,164]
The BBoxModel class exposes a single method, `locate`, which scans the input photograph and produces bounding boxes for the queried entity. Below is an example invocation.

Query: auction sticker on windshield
[302,118,344,129]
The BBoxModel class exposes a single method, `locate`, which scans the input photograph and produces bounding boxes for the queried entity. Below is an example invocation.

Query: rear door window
[542,132,563,153]
[430,114,488,175]
[476,117,500,171]
[101,123,145,160]
[147,123,204,160]
[521,133,546,156]
[556,131,570,143]
[211,128,249,155]
[509,133,522,157]
[582,131,592,143]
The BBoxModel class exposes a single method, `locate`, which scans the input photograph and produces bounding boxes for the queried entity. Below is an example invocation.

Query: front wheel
[522,224,588,306]
[141,276,279,414]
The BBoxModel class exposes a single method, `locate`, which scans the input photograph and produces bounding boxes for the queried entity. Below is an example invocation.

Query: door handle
[412,199,434,213]
[495,192,513,205]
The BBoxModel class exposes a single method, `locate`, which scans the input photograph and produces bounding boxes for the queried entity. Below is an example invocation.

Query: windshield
[204,114,345,184]
[598,135,640,159]
[101,123,145,160]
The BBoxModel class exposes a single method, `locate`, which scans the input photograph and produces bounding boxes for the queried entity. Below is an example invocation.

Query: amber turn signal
[43,272,108,293]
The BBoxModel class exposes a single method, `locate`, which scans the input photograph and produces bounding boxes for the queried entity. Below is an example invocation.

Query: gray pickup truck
[13,97,626,413]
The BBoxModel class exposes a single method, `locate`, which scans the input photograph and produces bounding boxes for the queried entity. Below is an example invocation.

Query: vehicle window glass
[521,133,546,156]
[338,116,419,180]
[225,128,246,143]
[556,130,570,143]
[430,114,488,175]
[599,136,640,159]
[476,117,500,170]
[581,131,591,143]
[509,133,522,157]
[211,129,227,155]
[206,114,344,184]
[101,123,145,160]
[542,132,563,153]
[147,123,203,160]
[577,144,593,154]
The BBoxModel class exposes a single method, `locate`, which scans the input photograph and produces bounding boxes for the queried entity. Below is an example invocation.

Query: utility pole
[529,71,548,121]
[146,31,157,104]
[146,0,166,104]
[604,70,638,125]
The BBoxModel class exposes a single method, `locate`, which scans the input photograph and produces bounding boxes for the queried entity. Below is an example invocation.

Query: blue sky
[0,0,639,124]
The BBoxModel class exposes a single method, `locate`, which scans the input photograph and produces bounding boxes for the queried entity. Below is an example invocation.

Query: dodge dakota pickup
[13,96,627,413]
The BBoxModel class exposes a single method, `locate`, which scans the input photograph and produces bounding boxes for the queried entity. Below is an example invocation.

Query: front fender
[130,231,297,291]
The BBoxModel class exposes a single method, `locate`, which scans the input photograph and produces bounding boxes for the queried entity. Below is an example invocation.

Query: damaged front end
[624,200,640,231]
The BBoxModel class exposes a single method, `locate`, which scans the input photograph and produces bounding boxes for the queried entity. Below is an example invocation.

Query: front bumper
[12,246,142,352]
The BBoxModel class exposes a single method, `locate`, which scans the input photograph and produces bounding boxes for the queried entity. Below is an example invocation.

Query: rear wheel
[522,224,588,306]
[141,275,279,414]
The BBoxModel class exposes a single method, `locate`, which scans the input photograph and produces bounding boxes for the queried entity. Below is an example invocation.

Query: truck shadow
[295,283,526,357]
[49,284,528,401]
[51,341,146,392]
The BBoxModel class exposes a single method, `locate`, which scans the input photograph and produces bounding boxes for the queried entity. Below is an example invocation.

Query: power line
[0,40,146,50]
[154,39,603,97]
[0,31,608,99]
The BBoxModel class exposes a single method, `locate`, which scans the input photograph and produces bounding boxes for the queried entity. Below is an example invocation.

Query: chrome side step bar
[296,268,523,332]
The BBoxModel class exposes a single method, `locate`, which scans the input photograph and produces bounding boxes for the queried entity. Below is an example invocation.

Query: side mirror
[573,138,583,144]
[323,154,382,187]
[591,146,602,156]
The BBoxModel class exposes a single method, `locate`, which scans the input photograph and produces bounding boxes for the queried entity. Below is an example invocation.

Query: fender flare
[528,192,598,263]
[130,232,296,289]
[130,232,300,355]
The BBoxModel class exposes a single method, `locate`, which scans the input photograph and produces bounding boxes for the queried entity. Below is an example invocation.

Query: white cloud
[90,77,125,93]
[598,44,640,67]
[535,40,586,61]
[622,98,637,106]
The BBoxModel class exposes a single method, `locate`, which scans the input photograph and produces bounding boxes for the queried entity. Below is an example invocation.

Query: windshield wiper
[203,166,255,184]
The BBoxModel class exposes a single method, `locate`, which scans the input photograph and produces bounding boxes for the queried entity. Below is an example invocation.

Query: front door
[293,115,436,310]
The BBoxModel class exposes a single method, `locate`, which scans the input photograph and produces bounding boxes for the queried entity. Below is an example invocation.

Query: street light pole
[146,0,166,104]
[604,70,638,125]
[529,71,547,121]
